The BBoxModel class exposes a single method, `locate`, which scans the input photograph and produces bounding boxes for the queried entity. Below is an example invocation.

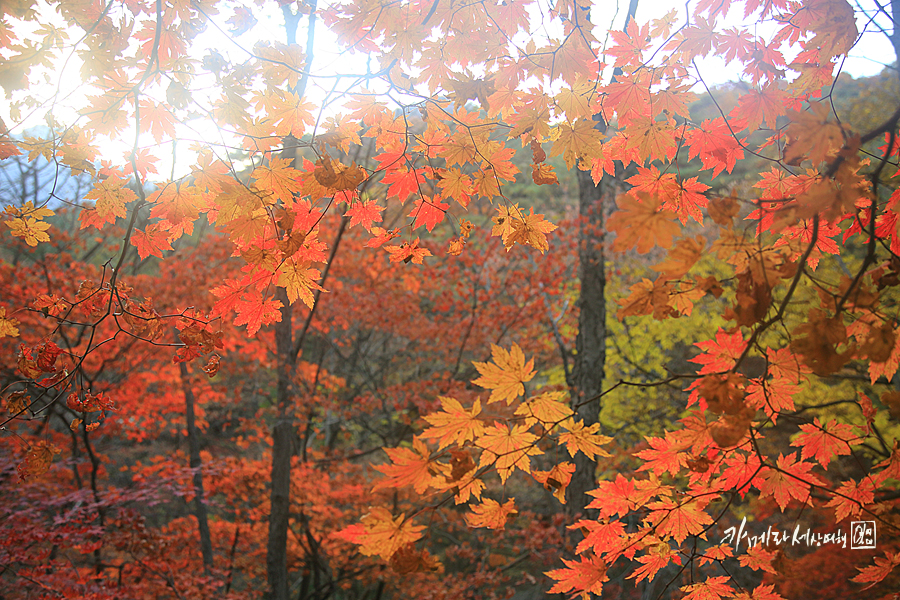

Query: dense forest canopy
[1,0,899,599]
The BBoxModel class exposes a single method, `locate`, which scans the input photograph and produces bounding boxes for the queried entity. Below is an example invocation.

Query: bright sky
[2,0,897,181]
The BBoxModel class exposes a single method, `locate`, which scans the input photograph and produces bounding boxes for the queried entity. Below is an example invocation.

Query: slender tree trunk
[180,362,214,569]
[267,5,316,597]
[568,168,607,516]
[268,288,295,600]
[567,0,639,519]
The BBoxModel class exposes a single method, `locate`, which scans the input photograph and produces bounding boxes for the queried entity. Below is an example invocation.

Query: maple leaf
[607,193,680,254]
[533,461,574,503]
[491,203,520,246]
[625,116,677,163]
[0,306,20,338]
[233,290,282,336]
[791,417,856,469]
[472,343,536,404]
[477,422,542,482]
[547,555,608,596]
[826,477,875,522]
[344,199,384,231]
[740,545,778,574]
[572,518,628,556]
[384,235,432,264]
[617,277,677,320]
[646,496,714,544]
[550,118,604,170]
[82,173,135,228]
[630,544,680,584]
[852,551,900,590]
[408,196,450,232]
[586,474,642,519]
[464,498,517,529]
[366,227,400,248]
[421,397,484,449]
[314,155,366,191]
[679,576,733,600]
[251,157,302,204]
[757,453,826,511]
[783,102,844,166]
[132,223,174,260]
[690,328,746,375]
[503,209,558,254]
[652,236,704,280]
[514,391,573,427]
[731,584,787,600]
[349,508,425,561]
[17,440,61,481]
[267,90,316,138]
[745,378,798,423]
[636,432,688,477]
[532,162,559,185]
[373,437,435,494]
[277,259,325,309]
[559,419,612,461]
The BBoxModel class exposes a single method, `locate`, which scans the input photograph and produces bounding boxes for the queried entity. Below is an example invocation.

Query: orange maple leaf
[757,453,826,511]
[384,238,432,264]
[790,417,857,469]
[344,199,384,231]
[646,496,714,544]
[464,498,517,529]
[547,555,608,597]
[373,437,436,494]
[132,223,174,260]
[852,551,900,590]
[679,576,733,600]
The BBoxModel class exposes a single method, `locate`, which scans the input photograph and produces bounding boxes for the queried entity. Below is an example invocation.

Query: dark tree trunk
[267,288,294,600]
[567,0,639,522]
[180,362,214,569]
[568,167,607,516]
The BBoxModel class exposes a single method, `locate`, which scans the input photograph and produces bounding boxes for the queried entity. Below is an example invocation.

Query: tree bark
[267,288,294,600]
[568,167,607,516]
[567,0,639,521]
[180,362,214,570]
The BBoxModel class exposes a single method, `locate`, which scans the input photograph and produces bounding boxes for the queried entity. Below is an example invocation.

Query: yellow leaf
[356,508,425,560]
[515,392,573,427]
[533,461,575,503]
[478,423,542,482]
[6,216,51,246]
[278,258,325,308]
[472,343,536,404]
[504,209,558,254]
[465,498,518,529]
[559,419,613,461]
[422,397,484,449]
[550,118,604,170]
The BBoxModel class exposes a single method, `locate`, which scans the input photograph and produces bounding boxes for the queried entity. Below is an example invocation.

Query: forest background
[1,0,900,599]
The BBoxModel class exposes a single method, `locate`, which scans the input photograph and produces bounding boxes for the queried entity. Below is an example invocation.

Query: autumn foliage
[1,0,900,598]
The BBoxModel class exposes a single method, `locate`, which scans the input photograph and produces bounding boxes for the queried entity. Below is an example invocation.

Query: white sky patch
[0,0,896,182]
